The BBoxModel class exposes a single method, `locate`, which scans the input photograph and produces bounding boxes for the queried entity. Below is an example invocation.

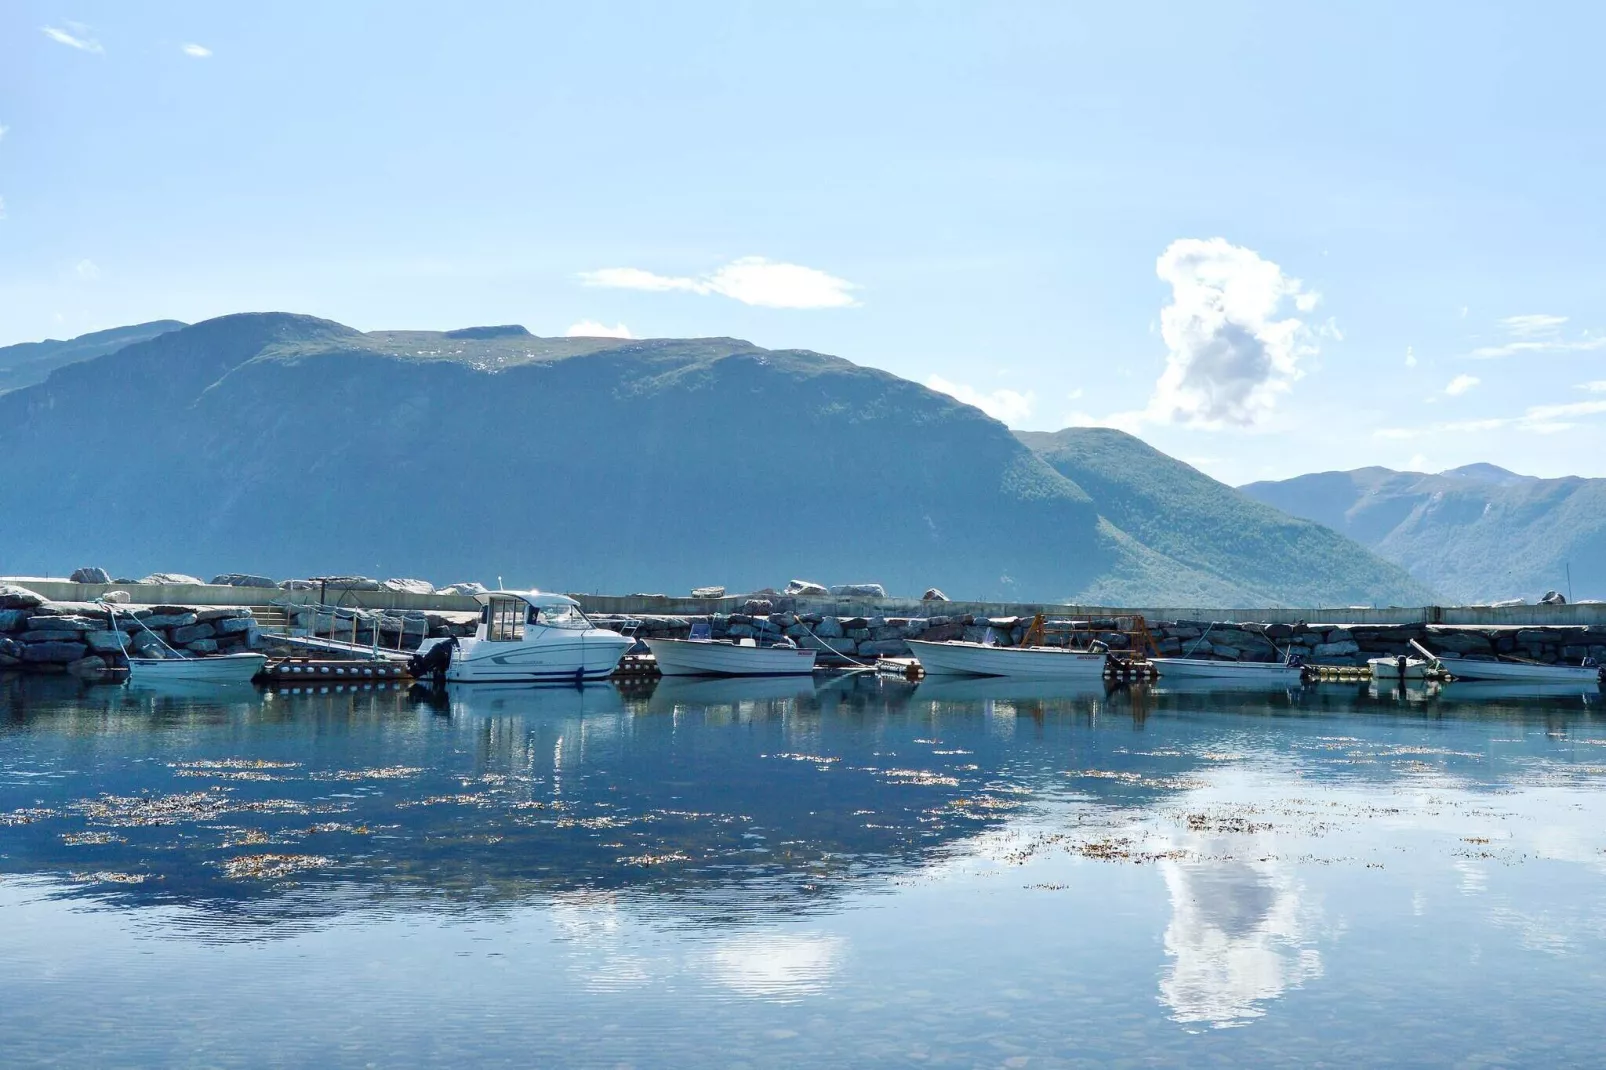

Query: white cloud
[927,375,1034,425]
[1501,313,1567,337]
[1405,345,1417,368]
[1468,314,1605,359]
[74,259,100,280]
[0,124,8,142]
[1144,237,1321,428]
[564,320,633,339]
[1445,374,1480,396]
[41,25,103,52]
[1580,380,1606,393]
[1375,396,1606,439]
[181,43,212,58]
[580,256,857,309]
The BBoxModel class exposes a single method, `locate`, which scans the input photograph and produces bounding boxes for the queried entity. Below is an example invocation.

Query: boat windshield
[534,603,590,630]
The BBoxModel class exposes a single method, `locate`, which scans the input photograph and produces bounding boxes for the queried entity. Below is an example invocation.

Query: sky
[4,1,1605,485]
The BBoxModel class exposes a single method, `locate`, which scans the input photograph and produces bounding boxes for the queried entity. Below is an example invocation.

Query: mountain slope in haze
[0,321,187,395]
[0,312,1428,605]
[1240,466,1606,602]
[1017,428,1437,606]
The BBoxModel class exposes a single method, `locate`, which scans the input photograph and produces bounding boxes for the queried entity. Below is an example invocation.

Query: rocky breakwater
[0,584,261,679]
[282,605,473,650]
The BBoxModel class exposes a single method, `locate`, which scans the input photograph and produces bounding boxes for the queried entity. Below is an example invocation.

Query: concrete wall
[4,578,480,613]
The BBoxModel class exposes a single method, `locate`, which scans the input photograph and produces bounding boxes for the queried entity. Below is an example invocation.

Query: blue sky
[5,1,1605,483]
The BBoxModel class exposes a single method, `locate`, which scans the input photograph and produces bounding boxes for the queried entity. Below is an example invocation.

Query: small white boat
[646,637,817,677]
[905,639,1108,678]
[409,591,633,683]
[1152,657,1305,683]
[127,652,267,685]
[1369,655,1430,680]
[1410,640,1601,684]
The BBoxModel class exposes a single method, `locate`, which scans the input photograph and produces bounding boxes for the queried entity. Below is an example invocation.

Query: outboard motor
[407,637,457,686]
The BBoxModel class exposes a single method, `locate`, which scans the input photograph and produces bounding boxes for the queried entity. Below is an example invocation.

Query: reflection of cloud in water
[549,891,658,992]
[1158,846,1321,1028]
[707,931,846,1000]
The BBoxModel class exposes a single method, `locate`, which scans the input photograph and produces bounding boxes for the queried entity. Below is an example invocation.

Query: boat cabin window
[533,603,589,630]
[485,597,525,642]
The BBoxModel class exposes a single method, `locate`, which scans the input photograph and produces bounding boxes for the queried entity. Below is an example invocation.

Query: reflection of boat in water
[1147,676,1306,696]
[911,676,1114,704]
[1438,680,1600,703]
[646,637,815,677]
[1153,657,1305,684]
[441,680,627,718]
[646,674,819,711]
[125,677,264,702]
[410,591,633,683]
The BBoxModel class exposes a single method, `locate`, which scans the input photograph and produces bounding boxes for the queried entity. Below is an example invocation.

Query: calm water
[4,672,1606,1067]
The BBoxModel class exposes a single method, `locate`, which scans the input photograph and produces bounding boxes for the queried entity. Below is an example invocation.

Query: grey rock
[742,599,774,616]
[313,576,384,592]
[27,615,101,633]
[922,622,965,642]
[0,609,26,631]
[829,583,887,598]
[101,590,132,604]
[19,630,85,645]
[437,582,488,595]
[0,585,46,610]
[691,586,726,598]
[186,639,219,654]
[67,655,109,678]
[70,567,113,584]
[214,616,257,636]
[785,579,830,596]
[1210,644,1241,660]
[197,607,252,623]
[21,641,88,663]
[170,623,217,645]
[141,612,198,629]
[278,579,318,591]
[139,573,206,585]
[859,639,911,657]
[85,631,130,653]
[814,617,844,638]
[1540,590,1567,605]
[0,637,20,659]
[383,578,436,595]
[130,631,166,654]
[1314,639,1362,657]
[921,588,949,601]
[211,573,278,588]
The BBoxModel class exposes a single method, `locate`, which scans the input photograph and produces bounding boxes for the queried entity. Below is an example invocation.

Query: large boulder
[921,588,949,602]
[139,573,206,585]
[1540,590,1567,605]
[829,583,888,599]
[438,581,488,596]
[101,590,132,604]
[690,585,726,598]
[141,612,198,630]
[0,585,46,610]
[25,615,101,632]
[313,576,384,592]
[278,579,318,591]
[69,567,112,584]
[21,641,88,663]
[67,655,110,679]
[1314,639,1362,658]
[85,630,130,653]
[383,578,436,595]
[186,638,219,654]
[196,607,252,623]
[784,579,829,597]
[211,573,279,588]
[214,616,257,636]
[170,623,216,645]
[0,609,27,631]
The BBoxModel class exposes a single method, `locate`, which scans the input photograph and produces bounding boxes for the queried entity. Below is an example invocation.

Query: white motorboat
[1152,657,1306,683]
[1369,655,1430,680]
[646,637,816,677]
[408,591,633,683]
[905,639,1108,679]
[127,652,267,685]
[1410,640,1601,684]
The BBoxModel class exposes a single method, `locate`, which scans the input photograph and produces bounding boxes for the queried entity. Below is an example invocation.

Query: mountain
[0,312,1427,605]
[1240,466,1606,602]
[1016,429,1436,607]
[0,321,187,395]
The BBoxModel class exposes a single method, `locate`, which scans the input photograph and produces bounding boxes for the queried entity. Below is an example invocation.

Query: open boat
[646,635,816,677]
[905,639,1107,678]
[127,652,267,685]
[1151,656,1306,683]
[1411,640,1601,684]
[408,591,633,683]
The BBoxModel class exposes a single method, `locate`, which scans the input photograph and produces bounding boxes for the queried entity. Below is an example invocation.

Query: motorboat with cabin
[645,621,817,676]
[408,590,634,684]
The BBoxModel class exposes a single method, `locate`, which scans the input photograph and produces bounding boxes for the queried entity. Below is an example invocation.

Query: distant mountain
[0,312,1429,605]
[1016,429,1436,606]
[1241,466,1606,602]
[0,321,187,395]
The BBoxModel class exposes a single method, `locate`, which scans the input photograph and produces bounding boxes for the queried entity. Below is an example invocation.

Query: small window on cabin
[486,598,525,641]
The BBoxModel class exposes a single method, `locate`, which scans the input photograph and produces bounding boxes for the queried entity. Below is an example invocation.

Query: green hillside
[1241,466,1606,602]
[0,313,1431,606]
[0,320,186,394]
[1018,428,1438,606]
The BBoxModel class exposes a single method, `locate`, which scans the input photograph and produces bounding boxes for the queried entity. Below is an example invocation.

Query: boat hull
[1152,658,1305,682]
[1369,657,1429,680]
[128,653,267,684]
[1436,655,1601,683]
[906,640,1107,678]
[646,639,817,677]
[440,632,633,683]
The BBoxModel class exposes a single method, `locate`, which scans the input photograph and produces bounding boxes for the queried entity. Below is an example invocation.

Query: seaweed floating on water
[61,831,125,846]
[221,853,334,879]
